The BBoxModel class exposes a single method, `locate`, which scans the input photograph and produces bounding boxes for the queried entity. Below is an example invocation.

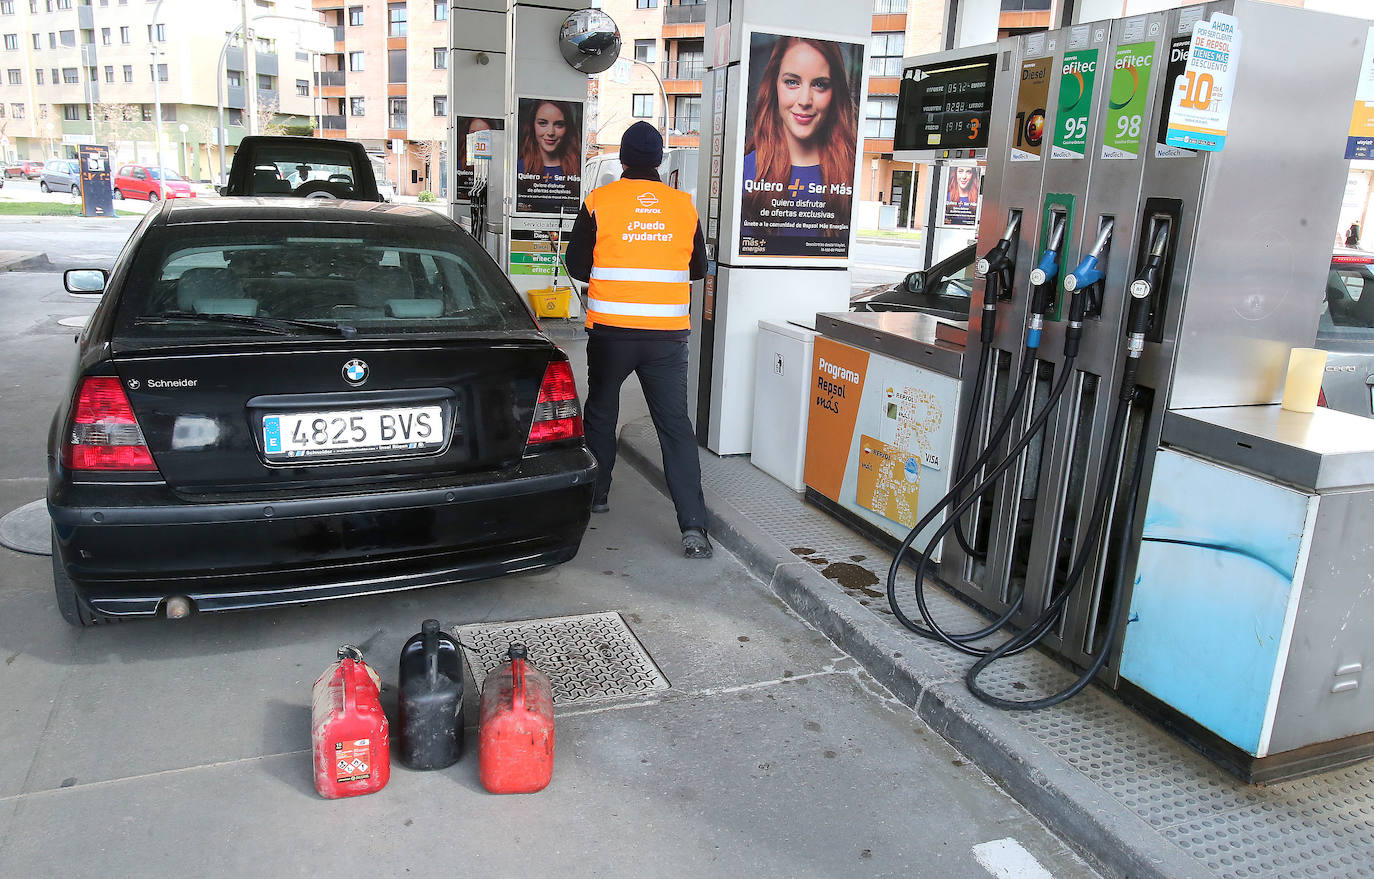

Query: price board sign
[894,55,995,154]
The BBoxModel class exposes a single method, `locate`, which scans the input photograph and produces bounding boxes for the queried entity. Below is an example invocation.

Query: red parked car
[112,164,198,201]
[3,160,43,179]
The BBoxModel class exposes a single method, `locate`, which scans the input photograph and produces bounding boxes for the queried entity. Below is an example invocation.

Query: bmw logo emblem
[342,359,369,386]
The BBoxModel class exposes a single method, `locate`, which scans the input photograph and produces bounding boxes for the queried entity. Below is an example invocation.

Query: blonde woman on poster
[740,34,860,257]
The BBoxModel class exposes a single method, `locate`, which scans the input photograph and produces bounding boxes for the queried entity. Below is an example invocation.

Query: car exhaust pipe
[163,596,194,620]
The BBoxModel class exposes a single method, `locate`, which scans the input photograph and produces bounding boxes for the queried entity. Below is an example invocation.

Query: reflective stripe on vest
[585,178,697,331]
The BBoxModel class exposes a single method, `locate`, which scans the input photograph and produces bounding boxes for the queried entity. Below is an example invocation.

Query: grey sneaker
[681,528,712,559]
[591,498,609,514]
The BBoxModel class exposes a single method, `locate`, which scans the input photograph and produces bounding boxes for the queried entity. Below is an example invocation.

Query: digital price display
[894,54,996,155]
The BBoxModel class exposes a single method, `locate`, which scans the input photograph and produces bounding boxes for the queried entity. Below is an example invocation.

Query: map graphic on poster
[1052,50,1097,160]
[1102,42,1156,160]
[854,384,945,528]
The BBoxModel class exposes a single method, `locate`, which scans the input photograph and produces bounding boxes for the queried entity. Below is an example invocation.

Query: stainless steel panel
[814,312,965,379]
[1169,0,1367,410]
[1270,489,1374,753]
[1162,405,1374,491]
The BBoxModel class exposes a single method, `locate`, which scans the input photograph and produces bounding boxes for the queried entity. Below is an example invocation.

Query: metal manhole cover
[455,611,669,706]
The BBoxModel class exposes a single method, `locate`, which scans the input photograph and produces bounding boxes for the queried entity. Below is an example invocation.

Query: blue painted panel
[1120,449,1310,755]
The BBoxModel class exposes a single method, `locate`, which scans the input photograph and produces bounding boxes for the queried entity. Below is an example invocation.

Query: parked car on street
[48,198,596,626]
[113,164,198,201]
[3,160,43,179]
[39,159,82,194]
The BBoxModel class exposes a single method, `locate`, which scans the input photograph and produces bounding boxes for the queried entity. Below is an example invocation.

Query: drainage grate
[454,611,669,707]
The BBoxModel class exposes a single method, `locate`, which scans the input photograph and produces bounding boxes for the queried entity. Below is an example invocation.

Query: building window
[56,0,68,8]
[0,1,12,14]
[121,64,131,82]
[433,47,445,69]
[257,73,273,90]
[2,33,16,50]
[387,47,405,83]
[348,6,362,25]
[148,62,167,82]
[434,0,446,20]
[31,33,38,50]
[80,28,92,44]
[388,3,406,37]
[228,108,243,126]
[672,94,700,134]
[103,64,112,82]
[119,26,129,43]
[348,51,364,72]
[63,103,80,120]
[86,65,94,81]
[49,66,56,81]
[296,78,308,96]
[226,69,241,87]
[864,95,897,139]
[100,27,109,45]
[869,32,904,77]
[61,66,77,82]
[433,94,446,116]
[873,0,907,11]
[5,68,18,84]
[632,93,654,118]
[160,104,175,122]
[146,23,165,42]
[0,104,5,118]
[34,67,41,83]
[256,36,273,53]
[673,42,704,79]
[635,0,656,7]
[349,96,364,116]
[10,102,22,118]
[633,39,655,63]
[388,96,405,128]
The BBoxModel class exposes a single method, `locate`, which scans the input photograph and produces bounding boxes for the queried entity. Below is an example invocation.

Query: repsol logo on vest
[818,357,860,385]
[1115,51,1153,70]
[1063,59,1095,75]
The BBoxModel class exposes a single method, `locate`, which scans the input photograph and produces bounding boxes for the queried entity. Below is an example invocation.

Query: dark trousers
[584,333,708,533]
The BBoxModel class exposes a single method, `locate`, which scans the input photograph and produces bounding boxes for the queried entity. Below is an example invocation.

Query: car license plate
[262,406,443,458]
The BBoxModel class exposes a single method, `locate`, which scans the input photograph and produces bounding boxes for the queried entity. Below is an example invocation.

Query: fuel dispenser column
[448,1,509,258]
[691,0,872,455]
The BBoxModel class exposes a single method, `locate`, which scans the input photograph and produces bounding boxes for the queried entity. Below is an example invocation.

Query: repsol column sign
[1052,51,1098,160]
[1009,57,1051,163]
[1101,42,1156,160]
[736,30,865,260]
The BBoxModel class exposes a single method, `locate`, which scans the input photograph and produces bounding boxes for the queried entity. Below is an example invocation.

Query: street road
[0,217,1096,879]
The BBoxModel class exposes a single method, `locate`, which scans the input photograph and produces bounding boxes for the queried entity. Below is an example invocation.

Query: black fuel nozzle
[1119,221,1171,395]
[1062,219,1114,357]
[976,214,1022,343]
[1024,213,1068,352]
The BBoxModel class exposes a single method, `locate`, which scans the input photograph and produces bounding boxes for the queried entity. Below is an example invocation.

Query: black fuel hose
[964,387,1149,710]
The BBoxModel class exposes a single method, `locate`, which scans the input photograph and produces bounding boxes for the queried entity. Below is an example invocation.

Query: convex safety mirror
[559,9,621,74]
[64,269,107,294]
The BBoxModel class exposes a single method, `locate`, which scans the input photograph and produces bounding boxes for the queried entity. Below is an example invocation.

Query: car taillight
[527,360,583,445]
[1331,255,1374,265]
[63,376,158,471]
[1318,387,1328,408]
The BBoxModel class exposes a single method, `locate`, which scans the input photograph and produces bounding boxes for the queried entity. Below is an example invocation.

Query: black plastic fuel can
[396,619,466,770]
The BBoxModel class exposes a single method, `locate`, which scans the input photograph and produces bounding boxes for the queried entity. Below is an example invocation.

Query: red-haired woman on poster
[741,36,857,244]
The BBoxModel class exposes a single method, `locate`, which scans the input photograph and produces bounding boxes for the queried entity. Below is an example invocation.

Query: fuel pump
[466,128,493,240]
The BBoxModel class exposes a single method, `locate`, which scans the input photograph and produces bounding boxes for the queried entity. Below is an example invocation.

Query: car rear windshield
[1322,265,1374,339]
[248,145,363,197]
[112,220,536,347]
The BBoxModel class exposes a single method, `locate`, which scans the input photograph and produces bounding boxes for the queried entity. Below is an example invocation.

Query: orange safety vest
[584,178,697,331]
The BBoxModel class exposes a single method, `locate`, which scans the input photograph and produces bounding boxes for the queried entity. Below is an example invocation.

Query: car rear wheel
[39,180,48,192]
[148,190,160,202]
[51,529,103,628]
[113,188,124,200]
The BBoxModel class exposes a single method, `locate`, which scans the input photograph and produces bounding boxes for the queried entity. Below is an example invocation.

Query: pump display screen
[894,55,995,154]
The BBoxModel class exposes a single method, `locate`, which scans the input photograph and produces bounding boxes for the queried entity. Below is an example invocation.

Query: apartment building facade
[0,0,316,179]
[310,0,450,196]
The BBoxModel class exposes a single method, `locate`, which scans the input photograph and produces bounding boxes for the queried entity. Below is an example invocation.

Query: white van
[582,148,699,205]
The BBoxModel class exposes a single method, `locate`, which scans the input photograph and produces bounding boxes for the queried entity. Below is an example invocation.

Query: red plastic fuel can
[478,643,555,794]
[311,645,391,799]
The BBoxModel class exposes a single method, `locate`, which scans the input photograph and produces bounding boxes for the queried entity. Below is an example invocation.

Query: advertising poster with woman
[737,31,864,259]
[455,116,504,196]
[514,97,584,215]
[938,165,982,228]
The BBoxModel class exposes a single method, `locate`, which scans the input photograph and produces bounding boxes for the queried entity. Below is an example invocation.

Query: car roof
[159,197,455,230]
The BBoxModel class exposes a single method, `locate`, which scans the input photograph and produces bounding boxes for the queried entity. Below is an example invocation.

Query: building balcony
[669,116,700,136]
[388,116,407,131]
[662,60,704,82]
[321,114,346,130]
[664,4,706,25]
[312,0,343,9]
[316,70,346,87]
[331,25,344,43]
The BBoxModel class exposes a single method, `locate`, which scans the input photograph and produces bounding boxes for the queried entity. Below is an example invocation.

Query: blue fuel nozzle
[1029,249,1060,288]
[1062,254,1103,293]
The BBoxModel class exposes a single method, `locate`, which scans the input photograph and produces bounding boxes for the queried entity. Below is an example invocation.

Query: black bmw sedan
[47,198,596,626]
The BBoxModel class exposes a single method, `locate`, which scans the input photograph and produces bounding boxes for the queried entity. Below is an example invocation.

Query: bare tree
[93,103,139,161]
[412,140,447,189]
[255,95,286,137]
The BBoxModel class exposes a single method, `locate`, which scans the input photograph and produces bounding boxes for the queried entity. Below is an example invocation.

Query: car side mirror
[64,269,108,294]
[905,271,926,295]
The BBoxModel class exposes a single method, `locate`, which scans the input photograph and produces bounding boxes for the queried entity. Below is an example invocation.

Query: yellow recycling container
[527,286,573,319]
